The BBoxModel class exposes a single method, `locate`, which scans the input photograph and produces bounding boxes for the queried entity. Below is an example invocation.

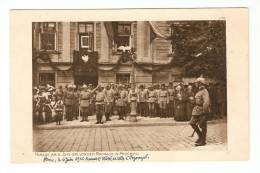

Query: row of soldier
[33,82,226,125]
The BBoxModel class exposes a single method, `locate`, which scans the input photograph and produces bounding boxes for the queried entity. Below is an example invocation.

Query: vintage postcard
[10,9,249,163]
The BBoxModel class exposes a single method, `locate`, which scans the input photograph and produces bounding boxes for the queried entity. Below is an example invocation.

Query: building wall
[151,21,172,62]
[33,21,194,87]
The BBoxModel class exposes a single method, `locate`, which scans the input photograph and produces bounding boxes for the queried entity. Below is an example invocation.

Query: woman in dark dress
[174,85,186,121]
[185,85,195,121]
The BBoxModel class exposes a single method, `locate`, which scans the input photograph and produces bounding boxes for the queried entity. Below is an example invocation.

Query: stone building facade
[32,21,188,87]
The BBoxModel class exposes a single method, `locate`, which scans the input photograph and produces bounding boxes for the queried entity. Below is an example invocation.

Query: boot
[195,141,206,146]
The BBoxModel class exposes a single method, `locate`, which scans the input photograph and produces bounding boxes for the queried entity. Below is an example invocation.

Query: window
[40,22,56,50]
[118,24,131,35]
[78,23,94,50]
[39,73,55,86]
[116,73,130,84]
[116,23,131,48]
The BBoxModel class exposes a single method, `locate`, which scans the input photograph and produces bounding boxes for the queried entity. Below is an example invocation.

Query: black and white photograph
[32,20,227,152]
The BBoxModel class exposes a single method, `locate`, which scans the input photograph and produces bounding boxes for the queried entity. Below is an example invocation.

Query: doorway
[74,75,98,86]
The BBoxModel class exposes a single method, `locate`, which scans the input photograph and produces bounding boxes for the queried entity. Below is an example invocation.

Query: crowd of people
[33,80,226,126]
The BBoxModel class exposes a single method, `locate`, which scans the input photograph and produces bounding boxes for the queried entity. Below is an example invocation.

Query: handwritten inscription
[36,152,150,163]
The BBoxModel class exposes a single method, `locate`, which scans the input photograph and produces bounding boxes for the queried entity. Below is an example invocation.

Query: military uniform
[73,90,80,120]
[138,88,148,117]
[154,86,161,117]
[158,88,169,118]
[186,89,195,121]
[190,86,210,146]
[64,88,74,121]
[115,88,128,120]
[95,89,105,124]
[104,88,115,121]
[147,88,157,117]
[80,89,92,121]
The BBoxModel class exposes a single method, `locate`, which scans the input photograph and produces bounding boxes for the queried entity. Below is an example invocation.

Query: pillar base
[129,114,137,122]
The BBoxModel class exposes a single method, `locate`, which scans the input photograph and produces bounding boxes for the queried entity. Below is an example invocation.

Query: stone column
[61,22,71,62]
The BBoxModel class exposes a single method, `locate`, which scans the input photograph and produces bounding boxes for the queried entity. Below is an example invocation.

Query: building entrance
[74,75,98,86]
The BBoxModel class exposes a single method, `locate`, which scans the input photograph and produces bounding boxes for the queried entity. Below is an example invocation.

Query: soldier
[79,85,91,122]
[138,85,148,117]
[147,84,157,117]
[88,84,95,116]
[190,76,211,146]
[95,85,105,124]
[104,84,115,121]
[54,86,64,100]
[63,84,74,121]
[115,84,128,120]
[167,82,175,117]
[158,84,169,118]
[80,84,98,122]
[154,83,161,117]
[73,85,80,120]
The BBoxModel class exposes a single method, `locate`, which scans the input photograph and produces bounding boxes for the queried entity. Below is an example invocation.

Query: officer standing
[154,84,160,117]
[158,84,169,118]
[138,85,148,117]
[147,84,156,117]
[115,84,128,120]
[79,85,91,122]
[104,84,115,121]
[73,85,80,120]
[189,76,211,146]
[63,84,74,121]
[95,85,105,124]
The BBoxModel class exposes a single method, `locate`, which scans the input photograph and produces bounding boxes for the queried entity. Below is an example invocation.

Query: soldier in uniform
[63,84,74,121]
[79,85,91,122]
[115,84,128,120]
[95,85,105,124]
[72,85,80,120]
[167,82,175,118]
[54,86,64,100]
[88,84,95,116]
[158,84,169,118]
[147,84,157,117]
[138,85,148,117]
[80,84,98,122]
[104,84,115,121]
[190,77,211,146]
[154,83,161,117]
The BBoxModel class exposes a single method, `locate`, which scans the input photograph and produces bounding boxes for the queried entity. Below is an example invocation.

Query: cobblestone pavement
[33,122,227,152]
